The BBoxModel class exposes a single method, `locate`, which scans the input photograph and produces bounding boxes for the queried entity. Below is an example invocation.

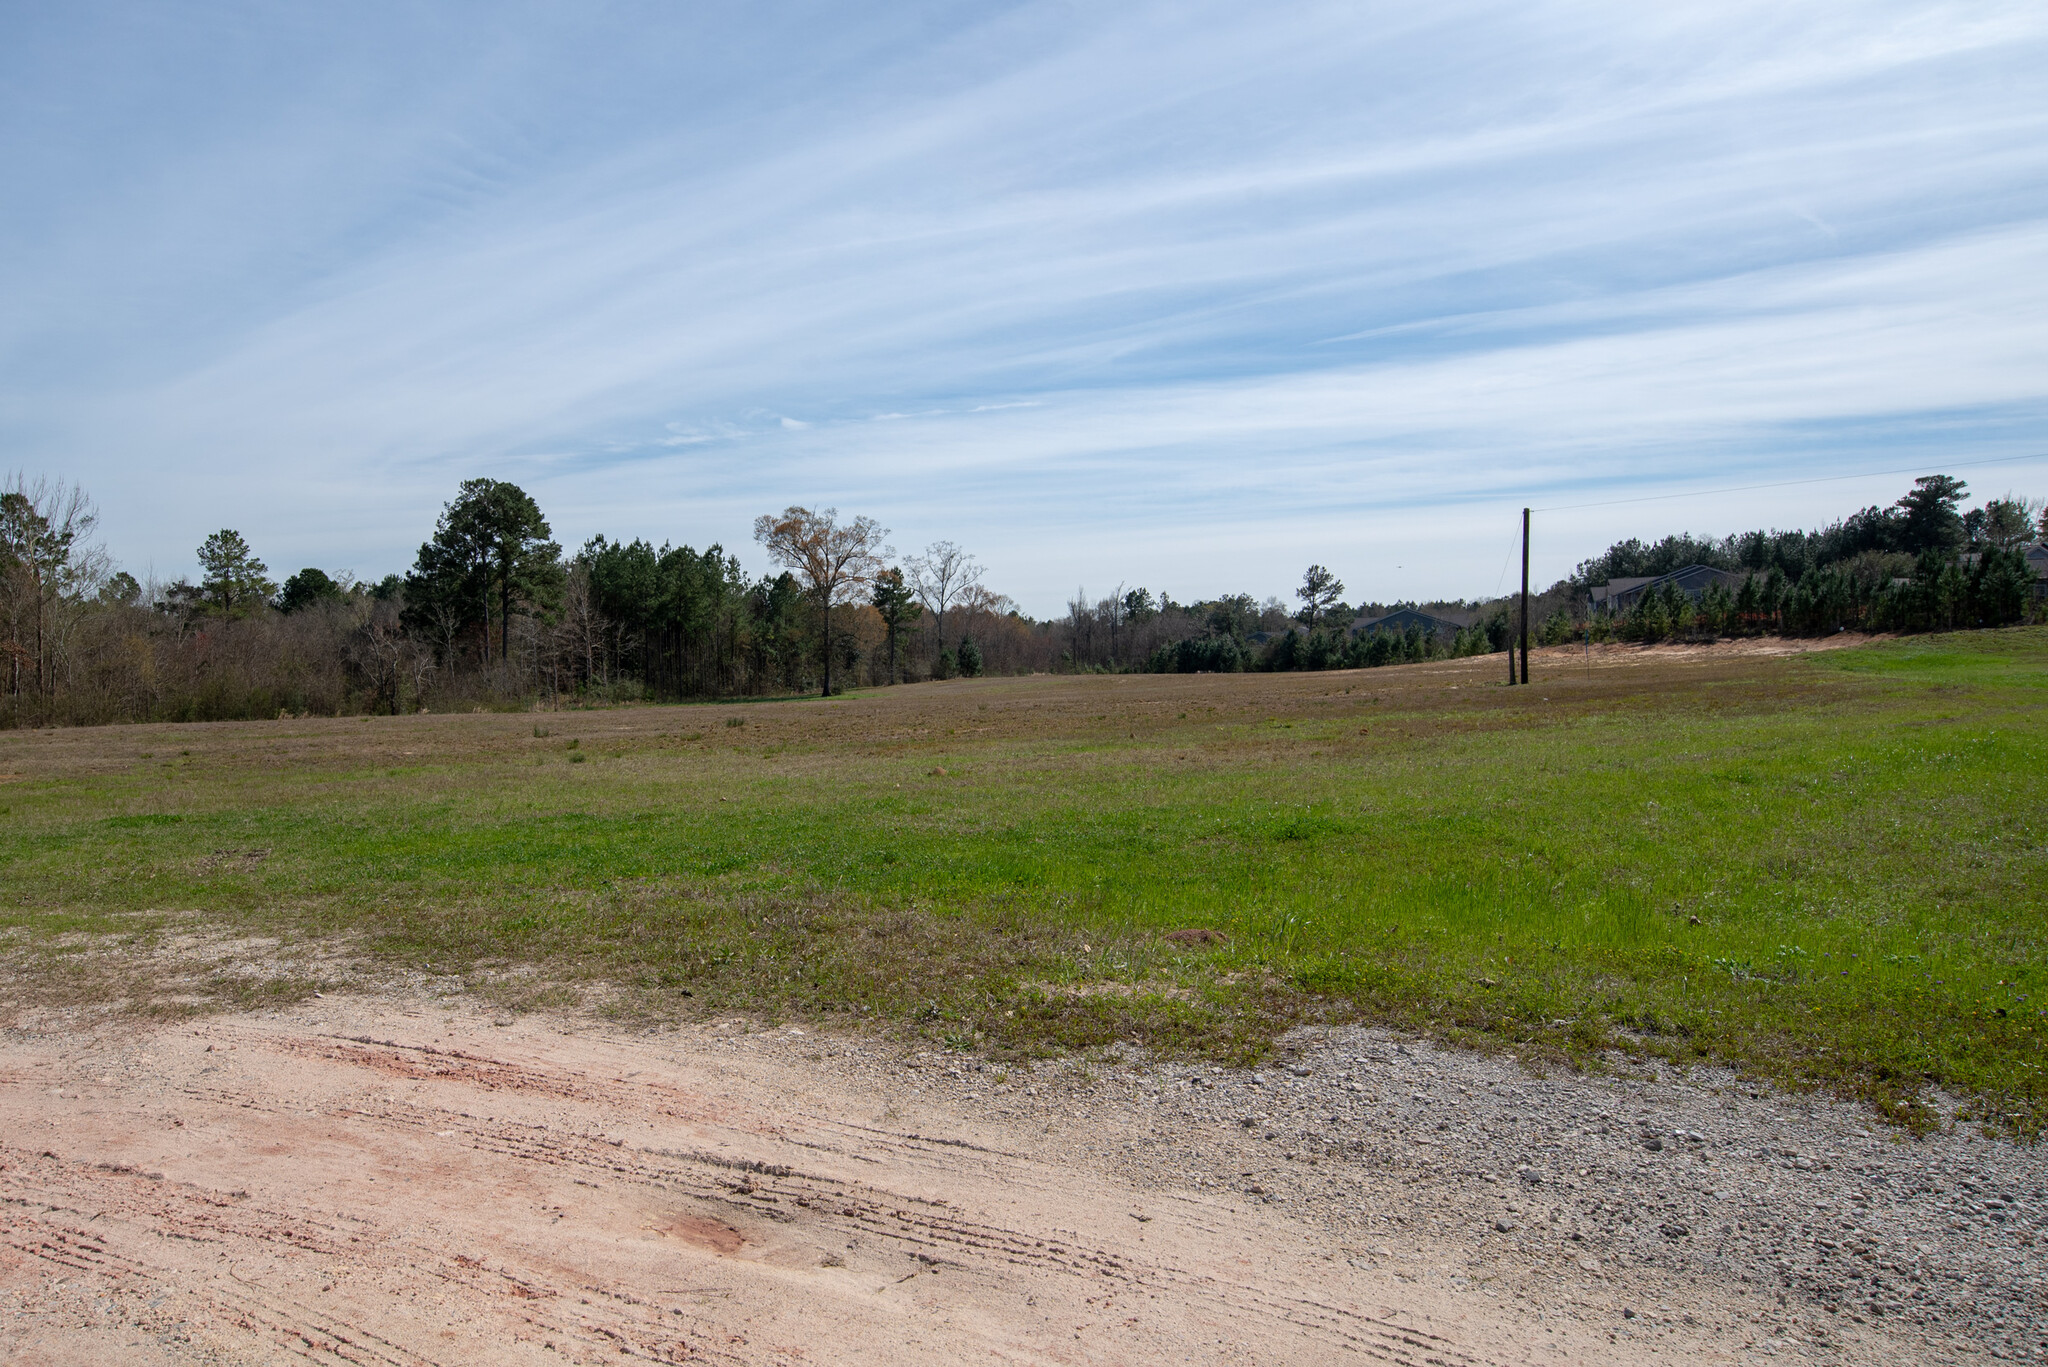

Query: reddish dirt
[1,997,1752,1366]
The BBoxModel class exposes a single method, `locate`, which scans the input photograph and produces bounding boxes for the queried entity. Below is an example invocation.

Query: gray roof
[1588,575,1657,606]
[1592,564,1745,610]
[1351,607,1469,636]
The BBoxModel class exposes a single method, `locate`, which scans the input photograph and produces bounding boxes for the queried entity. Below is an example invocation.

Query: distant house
[1590,564,1746,613]
[1350,607,1469,639]
[2026,542,2048,597]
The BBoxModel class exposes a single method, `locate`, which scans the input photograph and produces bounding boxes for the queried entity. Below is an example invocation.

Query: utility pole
[1519,507,1531,685]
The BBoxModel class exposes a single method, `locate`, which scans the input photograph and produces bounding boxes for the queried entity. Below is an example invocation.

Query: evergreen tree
[1896,475,1969,556]
[279,567,345,613]
[871,567,921,683]
[407,479,561,664]
[99,571,141,606]
[197,530,275,617]
[1296,565,1344,630]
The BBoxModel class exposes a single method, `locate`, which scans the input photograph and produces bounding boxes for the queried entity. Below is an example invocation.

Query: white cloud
[0,0,2043,610]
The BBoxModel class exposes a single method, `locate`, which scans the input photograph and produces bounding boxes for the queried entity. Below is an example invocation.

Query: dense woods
[1,471,2040,727]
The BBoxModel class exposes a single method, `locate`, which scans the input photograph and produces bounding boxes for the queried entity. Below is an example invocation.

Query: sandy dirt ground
[1,999,1549,1367]
[2,992,2012,1366]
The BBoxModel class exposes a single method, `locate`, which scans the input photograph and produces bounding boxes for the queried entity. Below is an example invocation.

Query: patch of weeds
[474,979,581,1015]
[199,972,324,1013]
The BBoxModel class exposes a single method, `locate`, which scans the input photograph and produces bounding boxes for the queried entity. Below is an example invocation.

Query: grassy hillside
[3,630,2043,1133]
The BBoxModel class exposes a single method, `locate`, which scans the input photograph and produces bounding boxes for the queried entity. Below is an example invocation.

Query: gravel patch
[827,1023,2048,1363]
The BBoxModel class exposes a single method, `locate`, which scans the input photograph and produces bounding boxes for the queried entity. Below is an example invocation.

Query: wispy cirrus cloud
[2,1,2044,607]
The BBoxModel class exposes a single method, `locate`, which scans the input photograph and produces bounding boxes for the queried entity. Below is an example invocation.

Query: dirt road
[0,996,2023,1364]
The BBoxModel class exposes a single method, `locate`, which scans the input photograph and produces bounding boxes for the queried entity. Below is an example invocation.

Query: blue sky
[3,1,2045,612]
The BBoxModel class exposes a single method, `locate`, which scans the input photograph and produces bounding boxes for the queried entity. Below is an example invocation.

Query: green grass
[2,629,2045,1133]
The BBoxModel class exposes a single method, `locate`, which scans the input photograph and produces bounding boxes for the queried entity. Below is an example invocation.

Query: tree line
[0,478,1053,724]
[1559,475,2042,644]
[1,471,2040,726]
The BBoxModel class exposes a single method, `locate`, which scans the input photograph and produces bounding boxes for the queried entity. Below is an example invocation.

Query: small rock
[1661,1222,1692,1239]
[1494,1219,1517,1233]
[1641,1135,1665,1152]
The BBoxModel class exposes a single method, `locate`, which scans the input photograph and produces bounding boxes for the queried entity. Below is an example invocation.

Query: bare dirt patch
[1,993,2027,1365]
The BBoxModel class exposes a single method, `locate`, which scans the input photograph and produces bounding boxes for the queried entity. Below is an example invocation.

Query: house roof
[1351,607,1469,636]
[1591,564,1744,605]
[1588,575,1658,605]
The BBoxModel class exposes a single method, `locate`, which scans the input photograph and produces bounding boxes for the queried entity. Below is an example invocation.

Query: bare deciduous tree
[1096,583,1126,667]
[1,474,109,708]
[905,541,983,656]
[753,506,891,697]
[1066,586,1093,666]
[557,560,605,690]
[954,583,1015,656]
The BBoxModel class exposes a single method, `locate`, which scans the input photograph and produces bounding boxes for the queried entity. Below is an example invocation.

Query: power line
[1532,451,2048,514]
[1491,521,1520,596]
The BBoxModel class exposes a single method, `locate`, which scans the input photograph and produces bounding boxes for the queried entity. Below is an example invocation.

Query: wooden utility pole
[1519,507,1531,685]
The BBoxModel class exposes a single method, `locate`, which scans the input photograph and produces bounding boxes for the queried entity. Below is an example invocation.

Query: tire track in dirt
[1,1154,437,1365]
[1,1144,738,1365]
[0,1001,1771,1364]
[210,1046,1476,1363]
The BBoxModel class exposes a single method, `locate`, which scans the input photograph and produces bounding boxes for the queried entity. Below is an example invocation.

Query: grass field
[3,630,2044,1134]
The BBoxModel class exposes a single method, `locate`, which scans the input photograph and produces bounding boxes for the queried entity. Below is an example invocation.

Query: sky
[3,1,2046,614]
